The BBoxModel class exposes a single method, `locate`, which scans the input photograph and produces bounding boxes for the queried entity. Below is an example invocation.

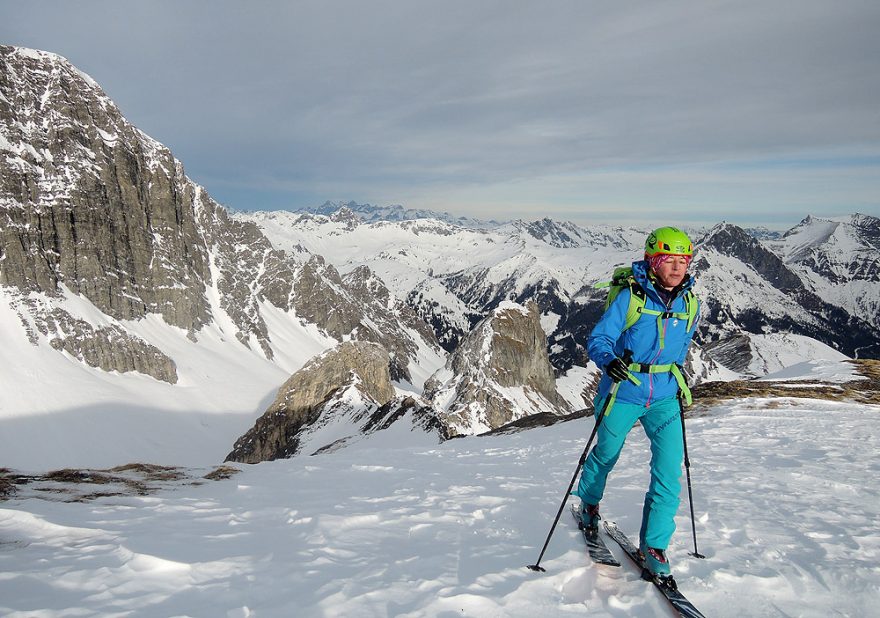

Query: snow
[2,394,879,617]
[495,299,530,315]
[757,358,860,383]
[0,284,322,470]
[746,334,849,377]
[556,364,596,410]
[766,215,880,332]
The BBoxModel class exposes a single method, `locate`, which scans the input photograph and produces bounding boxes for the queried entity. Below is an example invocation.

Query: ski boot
[640,546,677,590]
[579,502,601,532]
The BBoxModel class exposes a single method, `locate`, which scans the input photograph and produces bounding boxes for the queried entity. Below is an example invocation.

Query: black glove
[605,357,630,383]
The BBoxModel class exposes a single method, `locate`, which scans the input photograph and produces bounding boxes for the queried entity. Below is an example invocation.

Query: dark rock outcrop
[226,341,396,463]
[424,301,571,435]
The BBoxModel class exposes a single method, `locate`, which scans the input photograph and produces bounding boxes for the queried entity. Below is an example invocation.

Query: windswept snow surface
[3,397,879,617]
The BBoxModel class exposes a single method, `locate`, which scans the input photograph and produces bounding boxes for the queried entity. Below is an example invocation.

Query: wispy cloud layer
[2,0,878,226]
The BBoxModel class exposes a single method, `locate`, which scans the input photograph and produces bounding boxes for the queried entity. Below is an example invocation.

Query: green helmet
[645,227,693,256]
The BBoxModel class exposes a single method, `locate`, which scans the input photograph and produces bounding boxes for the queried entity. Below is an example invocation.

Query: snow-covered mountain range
[289,199,503,229]
[1,45,878,472]
[239,208,880,368]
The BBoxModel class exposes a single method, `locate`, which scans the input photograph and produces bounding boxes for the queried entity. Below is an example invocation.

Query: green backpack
[594,266,698,407]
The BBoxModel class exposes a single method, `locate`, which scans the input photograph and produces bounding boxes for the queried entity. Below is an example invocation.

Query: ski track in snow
[2,398,879,617]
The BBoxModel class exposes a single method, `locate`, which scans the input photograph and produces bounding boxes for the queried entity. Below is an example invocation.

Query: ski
[570,503,620,566]
[603,521,706,618]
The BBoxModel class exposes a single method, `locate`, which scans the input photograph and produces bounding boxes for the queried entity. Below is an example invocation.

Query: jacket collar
[632,259,694,305]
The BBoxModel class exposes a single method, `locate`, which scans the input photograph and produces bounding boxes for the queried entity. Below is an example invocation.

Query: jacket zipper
[645,299,673,408]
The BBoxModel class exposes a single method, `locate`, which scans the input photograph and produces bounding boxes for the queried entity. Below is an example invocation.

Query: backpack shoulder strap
[622,280,646,331]
[683,290,698,332]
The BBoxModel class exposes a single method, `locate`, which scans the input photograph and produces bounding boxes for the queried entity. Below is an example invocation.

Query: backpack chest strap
[635,307,692,350]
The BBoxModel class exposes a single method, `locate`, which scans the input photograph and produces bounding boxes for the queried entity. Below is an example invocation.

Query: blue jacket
[588,260,699,406]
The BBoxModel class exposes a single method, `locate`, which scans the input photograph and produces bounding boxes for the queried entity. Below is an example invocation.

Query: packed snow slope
[2,380,878,617]
[0,284,330,470]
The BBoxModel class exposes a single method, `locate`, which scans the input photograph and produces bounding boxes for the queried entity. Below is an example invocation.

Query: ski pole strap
[625,362,693,406]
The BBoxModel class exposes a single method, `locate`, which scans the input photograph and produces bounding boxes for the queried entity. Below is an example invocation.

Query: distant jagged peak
[849,212,880,227]
[700,220,788,247]
[782,212,878,238]
[698,220,754,249]
[820,212,880,250]
[744,226,784,241]
[506,218,582,248]
[779,212,880,252]
[783,213,839,237]
[328,206,362,228]
[291,200,504,229]
[502,217,642,251]
[772,212,880,276]
[849,212,880,250]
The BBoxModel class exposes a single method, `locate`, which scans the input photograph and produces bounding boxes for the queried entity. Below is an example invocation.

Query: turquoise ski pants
[575,395,684,550]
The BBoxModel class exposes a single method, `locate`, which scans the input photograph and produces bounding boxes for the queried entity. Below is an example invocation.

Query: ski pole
[679,400,706,559]
[527,351,632,573]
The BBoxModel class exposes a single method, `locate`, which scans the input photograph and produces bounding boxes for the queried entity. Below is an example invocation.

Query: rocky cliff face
[0,47,213,380]
[228,301,570,461]
[0,46,441,384]
[0,46,212,331]
[424,301,571,435]
[226,341,432,462]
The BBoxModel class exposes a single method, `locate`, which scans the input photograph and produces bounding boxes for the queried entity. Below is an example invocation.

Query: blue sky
[2,0,879,228]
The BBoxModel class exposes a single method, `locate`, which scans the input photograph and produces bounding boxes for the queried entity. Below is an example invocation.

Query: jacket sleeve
[676,297,700,366]
[587,288,631,369]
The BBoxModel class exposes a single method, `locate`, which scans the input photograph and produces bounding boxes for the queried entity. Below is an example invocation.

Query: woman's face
[653,255,690,289]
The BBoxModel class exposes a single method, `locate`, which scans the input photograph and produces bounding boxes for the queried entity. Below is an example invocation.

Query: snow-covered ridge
[288,200,504,229]
[767,213,880,332]
[238,208,647,308]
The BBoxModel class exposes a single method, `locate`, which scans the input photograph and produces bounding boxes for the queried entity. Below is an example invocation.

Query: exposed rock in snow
[703,332,848,377]
[226,341,397,462]
[424,301,571,435]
